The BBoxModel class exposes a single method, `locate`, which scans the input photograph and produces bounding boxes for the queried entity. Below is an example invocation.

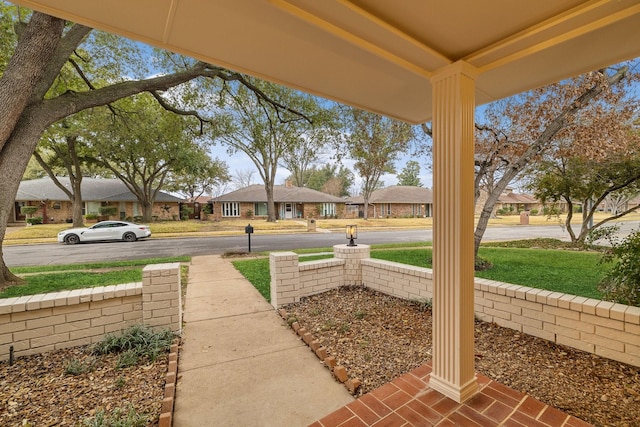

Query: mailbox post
[245,223,254,253]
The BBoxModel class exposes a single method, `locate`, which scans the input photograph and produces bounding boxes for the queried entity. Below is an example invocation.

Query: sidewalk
[173,255,353,427]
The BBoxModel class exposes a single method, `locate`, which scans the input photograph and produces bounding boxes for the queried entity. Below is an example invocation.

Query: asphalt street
[5,221,639,267]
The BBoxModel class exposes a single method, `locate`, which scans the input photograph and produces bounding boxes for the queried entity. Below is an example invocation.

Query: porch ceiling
[9,0,640,123]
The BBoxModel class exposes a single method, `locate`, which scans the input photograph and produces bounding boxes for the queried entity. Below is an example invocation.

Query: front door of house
[285,203,293,219]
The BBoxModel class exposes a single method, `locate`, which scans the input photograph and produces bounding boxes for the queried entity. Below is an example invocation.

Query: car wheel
[123,232,137,242]
[65,234,80,245]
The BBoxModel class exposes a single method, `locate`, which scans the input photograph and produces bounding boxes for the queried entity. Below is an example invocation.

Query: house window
[85,201,101,215]
[254,202,268,216]
[412,204,422,216]
[222,202,240,217]
[322,203,335,217]
[53,202,61,210]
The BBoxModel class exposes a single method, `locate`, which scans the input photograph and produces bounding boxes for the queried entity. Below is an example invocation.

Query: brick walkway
[310,363,592,427]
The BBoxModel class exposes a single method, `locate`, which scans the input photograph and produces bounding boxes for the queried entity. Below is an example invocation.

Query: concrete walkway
[173,255,353,427]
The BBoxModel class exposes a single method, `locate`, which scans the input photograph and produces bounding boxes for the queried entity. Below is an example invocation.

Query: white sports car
[57,221,152,244]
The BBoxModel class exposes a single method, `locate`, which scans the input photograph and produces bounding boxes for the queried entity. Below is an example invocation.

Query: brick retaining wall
[0,263,182,361]
[270,247,640,367]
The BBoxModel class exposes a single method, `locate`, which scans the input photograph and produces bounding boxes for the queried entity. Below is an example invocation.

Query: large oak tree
[217,78,332,221]
[471,64,638,256]
[341,108,415,219]
[0,9,299,286]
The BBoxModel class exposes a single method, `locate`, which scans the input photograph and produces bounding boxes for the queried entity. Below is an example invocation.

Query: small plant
[26,216,43,225]
[85,213,99,220]
[338,323,351,334]
[530,208,539,216]
[115,376,126,389]
[116,349,140,369]
[92,324,173,366]
[82,405,149,427]
[245,209,253,219]
[64,357,95,375]
[412,298,432,312]
[474,256,493,271]
[354,310,367,320]
[309,308,322,317]
[321,319,336,331]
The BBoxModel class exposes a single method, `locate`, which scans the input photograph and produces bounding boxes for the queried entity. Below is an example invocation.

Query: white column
[429,61,478,402]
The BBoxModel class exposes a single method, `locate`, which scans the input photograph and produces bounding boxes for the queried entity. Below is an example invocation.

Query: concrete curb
[277,308,362,396]
[159,338,180,427]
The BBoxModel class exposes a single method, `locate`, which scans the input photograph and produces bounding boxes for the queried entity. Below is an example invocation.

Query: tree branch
[150,91,208,134]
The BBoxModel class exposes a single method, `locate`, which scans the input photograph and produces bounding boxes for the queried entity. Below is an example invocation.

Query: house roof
[12,0,640,124]
[16,177,184,203]
[212,184,344,204]
[346,186,433,204]
[497,192,538,204]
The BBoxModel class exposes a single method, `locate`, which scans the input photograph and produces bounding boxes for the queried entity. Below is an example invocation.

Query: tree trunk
[265,182,276,222]
[70,175,84,226]
[34,137,86,227]
[72,190,84,226]
[0,14,64,150]
[142,200,154,223]
[0,112,52,284]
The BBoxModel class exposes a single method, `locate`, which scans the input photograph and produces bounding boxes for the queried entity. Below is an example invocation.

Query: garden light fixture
[346,224,357,246]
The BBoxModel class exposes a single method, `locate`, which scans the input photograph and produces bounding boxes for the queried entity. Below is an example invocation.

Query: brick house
[13,177,184,224]
[474,187,542,216]
[345,185,433,219]
[211,183,345,220]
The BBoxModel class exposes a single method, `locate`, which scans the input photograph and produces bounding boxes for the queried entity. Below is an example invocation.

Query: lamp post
[346,224,357,246]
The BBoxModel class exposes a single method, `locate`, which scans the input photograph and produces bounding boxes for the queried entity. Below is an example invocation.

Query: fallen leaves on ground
[285,286,640,427]
[0,346,166,426]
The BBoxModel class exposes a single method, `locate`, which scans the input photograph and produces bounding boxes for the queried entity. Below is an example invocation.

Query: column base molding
[429,373,478,403]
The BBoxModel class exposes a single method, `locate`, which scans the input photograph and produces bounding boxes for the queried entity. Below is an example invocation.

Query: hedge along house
[345,185,433,219]
[13,177,184,224]
[211,183,345,220]
[13,0,640,404]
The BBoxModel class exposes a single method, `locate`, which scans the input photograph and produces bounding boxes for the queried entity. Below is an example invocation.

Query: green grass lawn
[1,256,191,298]
[372,247,607,299]
[233,246,610,301]
[0,270,143,298]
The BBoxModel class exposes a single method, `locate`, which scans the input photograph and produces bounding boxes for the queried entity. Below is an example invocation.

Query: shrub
[542,206,560,216]
[593,227,640,307]
[245,209,253,219]
[91,324,173,364]
[26,217,43,225]
[20,206,38,216]
[530,208,539,216]
[590,226,639,304]
[82,405,149,427]
[474,256,493,271]
[181,206,193,220]
[64,357,95,375]
[99,206,118,217]
[85,213,98,220]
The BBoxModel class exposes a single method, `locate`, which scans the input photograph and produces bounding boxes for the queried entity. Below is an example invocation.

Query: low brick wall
[270,249,640,367]
[0,263,182,361]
